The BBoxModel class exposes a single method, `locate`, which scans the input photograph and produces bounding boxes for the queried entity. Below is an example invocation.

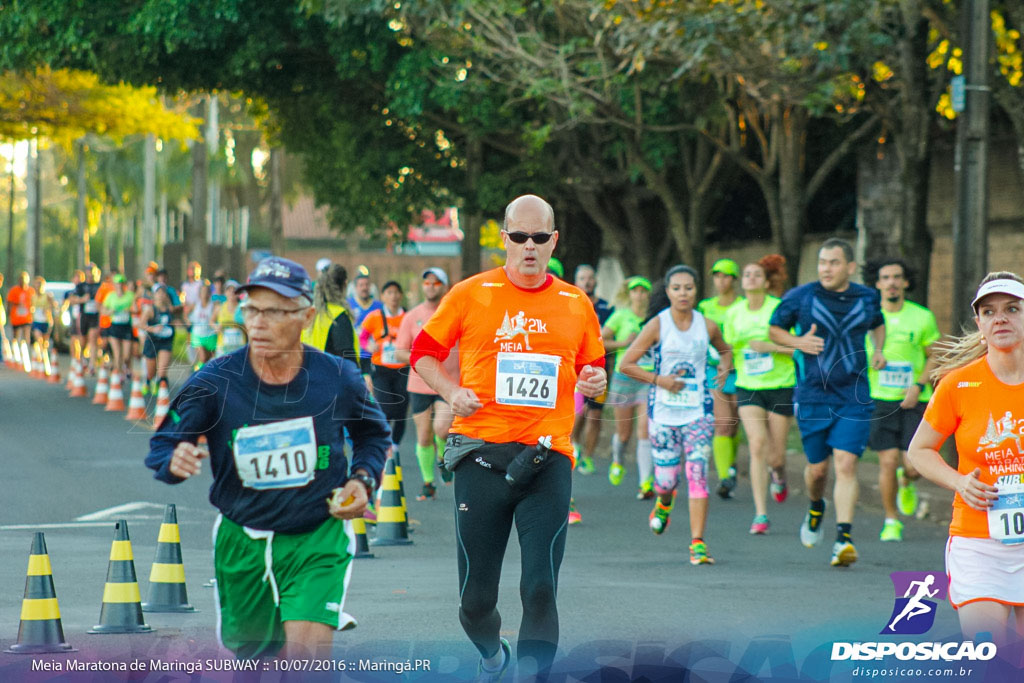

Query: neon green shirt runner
[723,296,796,391]
[866,301,941,402]
[698,295,743,365]
[603,308,646,372]
[104,290,135,325]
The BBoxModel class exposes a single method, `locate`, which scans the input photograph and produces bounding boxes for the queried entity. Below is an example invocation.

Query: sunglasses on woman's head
[503,230,554,245]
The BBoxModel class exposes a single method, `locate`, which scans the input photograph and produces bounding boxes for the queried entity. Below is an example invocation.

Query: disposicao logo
[830,571,997,664]
[881,571,946,635]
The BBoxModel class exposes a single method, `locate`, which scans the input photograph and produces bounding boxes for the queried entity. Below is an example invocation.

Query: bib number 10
[249,450,309,481]
[997,511,1024,539]
[987,481,1024,545]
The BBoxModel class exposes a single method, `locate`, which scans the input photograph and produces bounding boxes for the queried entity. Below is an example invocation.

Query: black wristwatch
[348,472,376,497]
[914,382,926,391]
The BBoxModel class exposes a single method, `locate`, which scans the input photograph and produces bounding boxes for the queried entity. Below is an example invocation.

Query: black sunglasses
[504,230,554,245]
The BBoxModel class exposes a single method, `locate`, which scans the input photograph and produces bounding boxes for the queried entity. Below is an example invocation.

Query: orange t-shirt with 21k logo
[923,356,1024,538]
[415,267,605,460]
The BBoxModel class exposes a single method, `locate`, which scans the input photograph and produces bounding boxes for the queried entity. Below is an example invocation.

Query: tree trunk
[460,137,483,278]
[6,155,14,283]
[188,101,208,267]
[622,190,666,278]
[268,148,285,256]
[232,128,265,238]
[76,139,89,269]
[856,141,903,264]
[574,185,651,277]
[776,107,807,282]
[101,210,111,273]
[629,145,694,267]
[895,3,935,304]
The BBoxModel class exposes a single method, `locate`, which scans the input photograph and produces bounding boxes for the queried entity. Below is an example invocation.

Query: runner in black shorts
[723,261,796,535]
[405,385,454,500]
[73,265,103,373]
[141,285,176,390]
[734,387,795,416]
[570,264,614,478]
[865,258,941,542]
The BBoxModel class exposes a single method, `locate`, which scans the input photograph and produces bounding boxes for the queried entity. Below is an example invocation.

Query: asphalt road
[0,362,1017,682]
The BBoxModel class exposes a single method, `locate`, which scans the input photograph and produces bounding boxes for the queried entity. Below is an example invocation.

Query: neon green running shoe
[896,467,918,517]
[649,494,675,535]
[689,540,715,565]
[575,456,596,475]
[608,462,625,486]
[880,518,904,542]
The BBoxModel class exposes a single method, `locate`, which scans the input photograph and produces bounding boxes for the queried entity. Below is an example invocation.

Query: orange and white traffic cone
[69,362,88,398]
[152,383,170,430]
[105,372,125,411]
[31,343,44,379]
[44,344,57,382]
[46,347,61,383]
[92,366,110,405]
[2,337,15,368]
[66,358,77,390]
[125,374,147,421]
[19,340,32,373]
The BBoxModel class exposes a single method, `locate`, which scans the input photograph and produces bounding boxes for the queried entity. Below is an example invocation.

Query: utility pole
[951,0,991,332]
[76,139,89,269]
[6,145,15,284]
[24,138,37,276]
[142,134,156,272]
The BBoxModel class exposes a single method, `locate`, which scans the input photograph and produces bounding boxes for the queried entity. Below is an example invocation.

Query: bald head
[503,194,555,233]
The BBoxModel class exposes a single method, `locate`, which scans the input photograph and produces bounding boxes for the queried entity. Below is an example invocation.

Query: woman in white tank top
[620,265,733,566]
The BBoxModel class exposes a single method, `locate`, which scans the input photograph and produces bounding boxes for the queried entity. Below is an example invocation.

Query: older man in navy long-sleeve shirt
[146,257,390,660]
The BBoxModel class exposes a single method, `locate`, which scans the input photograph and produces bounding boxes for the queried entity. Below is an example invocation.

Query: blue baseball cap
[238,257,313,302]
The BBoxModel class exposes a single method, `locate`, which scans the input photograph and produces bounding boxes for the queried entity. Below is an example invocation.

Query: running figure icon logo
[494,310,547,350]
[881,571,947,635]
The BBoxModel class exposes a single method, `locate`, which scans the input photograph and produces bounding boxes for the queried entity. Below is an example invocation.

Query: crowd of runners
[3,193,1023,676]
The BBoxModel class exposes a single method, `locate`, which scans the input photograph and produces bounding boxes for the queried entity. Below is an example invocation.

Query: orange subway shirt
[6,285,34,326]
[923,356,1024,538]
[419,267,605,459]
[96,281,114,329]
[360,307,406,368]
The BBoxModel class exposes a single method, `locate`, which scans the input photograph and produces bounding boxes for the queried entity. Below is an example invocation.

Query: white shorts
[945,536,1024,608]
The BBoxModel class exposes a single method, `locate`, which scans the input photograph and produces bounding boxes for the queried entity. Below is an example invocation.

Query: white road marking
[0,522,120,530]
[74,501,168,521]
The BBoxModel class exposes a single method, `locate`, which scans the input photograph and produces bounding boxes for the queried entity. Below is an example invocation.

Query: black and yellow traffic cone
[370,456,412,546]
[141,505,196,613]
[352,517,374,558]
[87,520,153,634]
[5,533,76,654]
[393,448,409,513]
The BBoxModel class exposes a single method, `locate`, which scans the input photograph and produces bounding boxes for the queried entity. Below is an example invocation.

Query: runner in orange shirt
[360,280,408,449]
[411,195,606,680]
[909,272,1024,647]
[95,272,115,368]
[6,271,34,347]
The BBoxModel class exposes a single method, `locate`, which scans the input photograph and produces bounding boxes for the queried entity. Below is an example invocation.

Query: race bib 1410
[233,417,317,490]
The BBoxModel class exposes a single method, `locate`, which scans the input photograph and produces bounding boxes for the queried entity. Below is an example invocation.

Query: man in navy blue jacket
[769,238,886,568]
[146,256,391,660]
